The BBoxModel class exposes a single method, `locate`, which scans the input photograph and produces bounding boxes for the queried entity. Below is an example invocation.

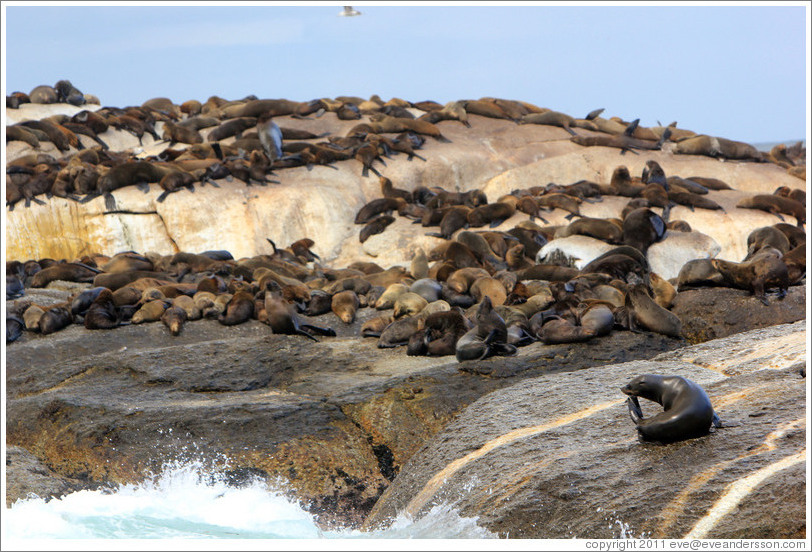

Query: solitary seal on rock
[621,374,721,444]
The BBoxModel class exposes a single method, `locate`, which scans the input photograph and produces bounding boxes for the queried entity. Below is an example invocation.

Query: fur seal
[361,314,395,338]
[84,289,121,329]
[7,316,24,343]
[674,135,764,161]
[30,263,100,288]
[736,195,805,224]
[624,284,682,337]
[676,259,725,291]
[744,226,791,260]
[393,292,429,319]
[355,197,406,224]
[622,208,666,254]
[265,290,336,340]
[161,306,188,336]
[469,276,508,306]
[410,247,429,279]
[467,202,516,228]
[132,300,169,324]
[39,304,73,335]
[621,374,720,444]
[331,290,360,323]
[555,217,622,244]
[360,215,395,243]
[455,297,517,361]
[218,290,255,325]
[23,305,46,331]
[520,110,577,135]
[29,85,57,104]
[711,248,789,305]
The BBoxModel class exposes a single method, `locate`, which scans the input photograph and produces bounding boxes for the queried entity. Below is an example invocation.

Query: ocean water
[3,460,497,541]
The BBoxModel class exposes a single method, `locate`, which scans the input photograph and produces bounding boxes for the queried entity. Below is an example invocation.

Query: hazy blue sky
[3,2,809,144]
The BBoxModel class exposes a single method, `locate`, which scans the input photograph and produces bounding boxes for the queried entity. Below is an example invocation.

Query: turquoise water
[3,461,497,541]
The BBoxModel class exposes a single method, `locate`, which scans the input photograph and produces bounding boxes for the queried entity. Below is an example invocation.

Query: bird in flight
[339,6,361,17]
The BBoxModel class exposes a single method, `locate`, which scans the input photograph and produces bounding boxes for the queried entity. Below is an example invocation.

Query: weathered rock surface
[5,302,684,524]
[671,286,807,344]
[5,105,803,267]
[363,321,806,539]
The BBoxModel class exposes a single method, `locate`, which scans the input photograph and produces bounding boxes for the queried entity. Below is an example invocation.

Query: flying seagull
[339,6,361,17]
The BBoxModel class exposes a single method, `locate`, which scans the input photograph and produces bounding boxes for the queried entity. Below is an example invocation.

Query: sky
[2,1,809,145]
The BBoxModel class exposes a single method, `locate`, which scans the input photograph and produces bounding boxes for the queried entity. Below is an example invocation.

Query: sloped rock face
[672,286,807,344]
[5,106,803,266]
[363,321,806,539]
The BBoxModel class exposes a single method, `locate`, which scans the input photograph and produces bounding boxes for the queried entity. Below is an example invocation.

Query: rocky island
[5,83,807,538]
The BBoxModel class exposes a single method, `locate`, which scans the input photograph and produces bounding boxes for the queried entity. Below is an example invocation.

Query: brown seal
[624,284,682,338]
[675,135,764,161]
[23,304,46,331]
[469,276,508,306]
[132,300,169,324]
[649,272,677,309]
[556,217,623,244]
[360,215,396,243]
[536,193,581,219]
[217,290,255,325]
[161,306,188,336]
[393,292,429,319]
[29,85,57,104]
[676,259,725,291]
[736,195,806,224]
[84,289,121,329]
[30,263,100,288]
[467,202,516,228]
[265,289,336,340]
[744,226,791,260]
[772,223,806,248]
[38,304,73,335]
[711,248,789,305]
[361,314,395,337]
[331,290,360,323]
[622,208,666,254]
[520,111,577,135]
[454,296,517,361]
[355,197,406,224]
[162,121,203,145]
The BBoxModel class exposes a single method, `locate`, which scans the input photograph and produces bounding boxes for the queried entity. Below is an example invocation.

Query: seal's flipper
[295,329,320,342]
[135,182,150,194]
[300,323,336,337]
[156,190,170,203]
[623,118,640,137]
[32,197,47,206]
[80,192,100,204]
[489,218,506,228]
[627,396,644,424]
[104,192,117,211]
[492,343,518,356]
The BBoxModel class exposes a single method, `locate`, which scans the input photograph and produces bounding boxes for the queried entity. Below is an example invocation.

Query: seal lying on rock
[621,374,721,444]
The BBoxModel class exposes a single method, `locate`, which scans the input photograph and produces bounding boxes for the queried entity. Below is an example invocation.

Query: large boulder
[363,321,806,539]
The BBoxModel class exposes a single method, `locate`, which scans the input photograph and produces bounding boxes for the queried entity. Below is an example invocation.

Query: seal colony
[5,84,808,446]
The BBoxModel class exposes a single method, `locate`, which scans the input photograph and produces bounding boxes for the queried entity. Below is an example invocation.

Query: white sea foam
[4,461,496,541]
